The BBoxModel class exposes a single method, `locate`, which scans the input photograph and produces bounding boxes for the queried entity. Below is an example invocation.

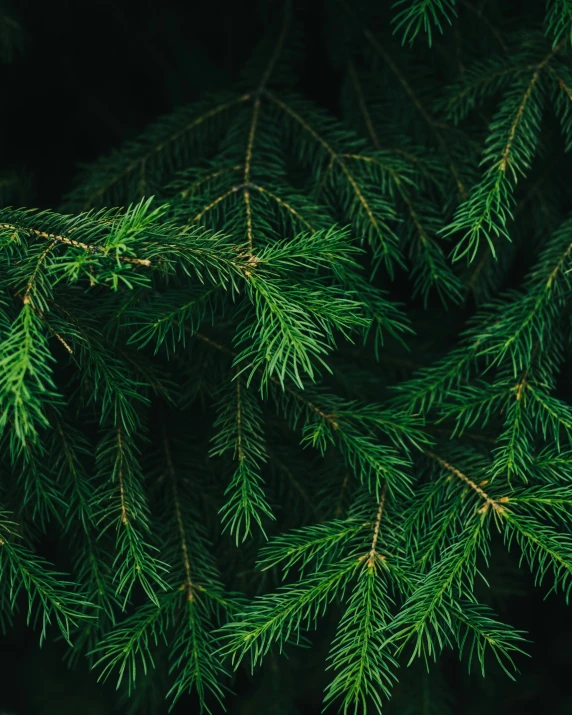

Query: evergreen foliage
[2,0,572,712]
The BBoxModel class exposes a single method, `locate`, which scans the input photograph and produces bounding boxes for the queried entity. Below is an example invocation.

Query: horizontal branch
[0,222,152,267]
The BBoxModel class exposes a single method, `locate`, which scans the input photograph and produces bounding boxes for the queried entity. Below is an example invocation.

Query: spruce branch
[210,373,274,543]
[426,451,509,515]
[264,91,402,270]
[162,425,195,601]
[93,428,169,608]
[444,40,565,262]
[3,3,572,712]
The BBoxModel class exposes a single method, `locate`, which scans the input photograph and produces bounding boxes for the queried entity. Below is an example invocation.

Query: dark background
[0,1,571,713]
[1,0,333,210]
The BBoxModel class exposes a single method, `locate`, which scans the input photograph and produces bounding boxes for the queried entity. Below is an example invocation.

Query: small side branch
[265,92,385,240]
[0,223,151,267]
[195,332,340,429]
[179,165,243,198]
[426,450,508,514]
[23,240,57,304]
[192,186,242,223]
[236,375,244,462]
[337,0,468,199]
[367,483,387,567]
[117,429,129,525]
[253,185,315,231]
[243,96,262,257]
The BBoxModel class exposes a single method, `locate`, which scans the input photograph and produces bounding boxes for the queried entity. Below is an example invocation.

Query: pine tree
[2,0,572,712]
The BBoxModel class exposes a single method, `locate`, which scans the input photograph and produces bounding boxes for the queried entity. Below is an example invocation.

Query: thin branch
[23,240,56,304]
[241,2,291,257]
[116,428,129,525]
[500,43,564,174]
[23,299,74,355]
[253,184,315,231]
[236,374,244,462]
[179,165,243,198]
[367,483,387,567]
[244,187,255,257]
[244,100,261,190]
[344,151,434,185]
[546,240,572,289]
[81,94,252,209]
[192,185,242,223]
[426,450,508,514]
[195,332,340,429]
[191,178,315,235]
[0,222,151,267]
[447,66,520,111]
[265,92,385,240]
[343,153,434,268]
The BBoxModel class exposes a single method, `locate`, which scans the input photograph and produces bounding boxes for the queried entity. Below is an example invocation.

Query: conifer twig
[366,483,387,567]
[426,450,508,514]
[0,222,152,266]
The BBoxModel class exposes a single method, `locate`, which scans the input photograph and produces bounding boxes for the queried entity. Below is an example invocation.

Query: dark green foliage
[3,1,572,713]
